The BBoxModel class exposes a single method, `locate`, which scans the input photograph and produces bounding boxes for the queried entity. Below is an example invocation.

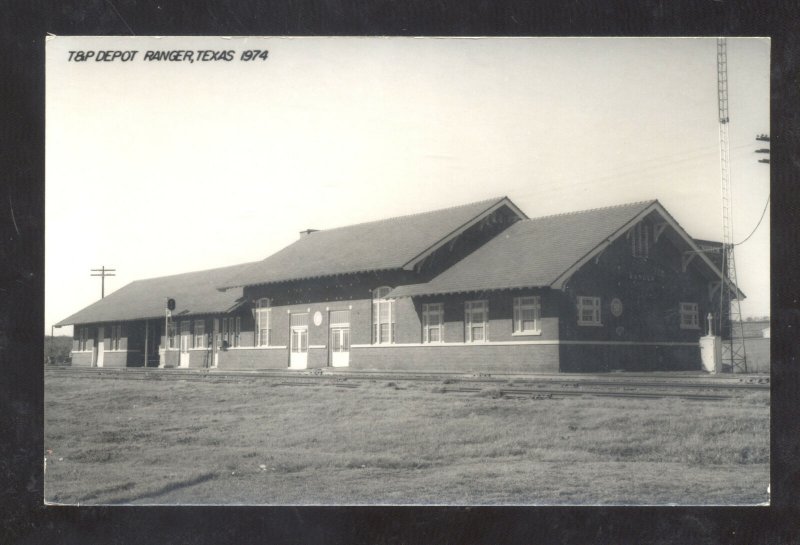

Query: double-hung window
[78,327,88,351]
[255,298,271,346]
[680,302,700,330]
[577,296,602,326]
[372,287,395,344]
[422,303,444,343]
[110,325,122,351]
[465,300,488,342]
[632,222,650,258]
[193,320,205,349]
[513,296,541,334]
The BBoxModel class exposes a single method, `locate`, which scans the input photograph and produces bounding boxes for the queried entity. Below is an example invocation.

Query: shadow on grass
[76,481,137,503]
[104,472,217,504]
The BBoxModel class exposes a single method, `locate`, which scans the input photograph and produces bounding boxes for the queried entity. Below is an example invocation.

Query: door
[179,320,190,367]
[329,309,350,367]
[95,326,105,367]
[212,318,220,368]
[289,313,308,369]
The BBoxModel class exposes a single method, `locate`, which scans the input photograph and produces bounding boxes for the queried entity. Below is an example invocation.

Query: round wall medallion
[615,326,625,336]
[313,311,323,326]
[610,298,623,317]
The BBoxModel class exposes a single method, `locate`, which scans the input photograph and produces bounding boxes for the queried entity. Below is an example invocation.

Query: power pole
[755,134,770,163]
[716,38,747,373]
[90,266,116,298]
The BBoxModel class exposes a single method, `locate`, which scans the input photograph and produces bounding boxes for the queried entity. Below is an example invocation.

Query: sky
[45,36,770,335]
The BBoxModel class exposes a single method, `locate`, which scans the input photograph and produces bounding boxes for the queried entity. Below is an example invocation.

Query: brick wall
[403,289,560,344]
[71,352,93,367]
[559,344,701,372]
[216,348,288,370]
[351,344,560,373]
[561,221,713,345]
[98,351,132,368]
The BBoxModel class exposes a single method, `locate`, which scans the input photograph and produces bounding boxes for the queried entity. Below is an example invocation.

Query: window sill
[512,331,542,337]
[577,322,603,327]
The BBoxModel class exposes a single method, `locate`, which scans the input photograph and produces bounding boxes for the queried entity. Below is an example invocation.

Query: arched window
[372,287,395,344]
[255,298,271,346]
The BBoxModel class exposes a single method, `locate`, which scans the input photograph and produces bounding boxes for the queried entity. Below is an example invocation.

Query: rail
[45,366,769,401]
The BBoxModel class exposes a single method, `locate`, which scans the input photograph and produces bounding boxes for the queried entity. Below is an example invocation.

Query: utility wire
[734,194,770,246]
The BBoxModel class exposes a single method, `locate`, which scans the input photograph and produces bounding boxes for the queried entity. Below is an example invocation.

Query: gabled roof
[389,200,742,298]
[55,263,254,326]
[219,196,525,289]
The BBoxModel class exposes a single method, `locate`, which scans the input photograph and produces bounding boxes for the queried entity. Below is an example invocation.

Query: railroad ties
[45,367,769,401]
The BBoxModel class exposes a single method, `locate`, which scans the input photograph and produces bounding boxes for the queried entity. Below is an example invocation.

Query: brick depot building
[56,197,741,373]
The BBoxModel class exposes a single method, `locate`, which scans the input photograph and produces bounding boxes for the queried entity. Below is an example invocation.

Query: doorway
[289,313,308,369]
[179,320,190,367]
[94,326,105,367]
[329,309,350,367]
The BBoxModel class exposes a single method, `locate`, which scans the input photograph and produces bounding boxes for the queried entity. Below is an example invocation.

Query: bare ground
[44,375,770,505]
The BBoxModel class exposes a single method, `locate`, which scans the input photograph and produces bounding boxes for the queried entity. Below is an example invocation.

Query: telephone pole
[90,266,116,298]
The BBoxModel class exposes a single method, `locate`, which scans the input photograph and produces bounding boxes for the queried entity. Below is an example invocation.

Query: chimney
[299,229,319,238]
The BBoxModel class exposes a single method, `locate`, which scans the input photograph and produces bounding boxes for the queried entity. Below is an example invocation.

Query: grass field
[44,375,770,505]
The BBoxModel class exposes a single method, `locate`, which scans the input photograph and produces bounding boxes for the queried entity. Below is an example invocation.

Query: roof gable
[390,199,743,299]
[220,196,524,289]
[389,200,657,297]
[56,263,254,326]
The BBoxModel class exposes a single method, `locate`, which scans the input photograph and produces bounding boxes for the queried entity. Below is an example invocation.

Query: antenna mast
[716,38,747,372]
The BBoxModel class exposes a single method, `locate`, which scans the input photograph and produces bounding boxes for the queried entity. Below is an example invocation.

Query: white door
[95,326,105,367]
[329,310,350,367]
[289,313,308,369]
[179,321,190,367]
[212,318,220,368]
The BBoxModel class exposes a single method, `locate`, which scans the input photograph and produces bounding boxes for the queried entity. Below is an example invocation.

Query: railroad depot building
[57,197,741,373]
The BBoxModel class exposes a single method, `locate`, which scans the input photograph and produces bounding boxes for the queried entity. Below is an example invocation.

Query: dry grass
[44,376,769,505]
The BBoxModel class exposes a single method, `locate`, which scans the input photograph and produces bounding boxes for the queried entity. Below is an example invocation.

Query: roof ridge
[305,196,508,234]
[522,199,658,222]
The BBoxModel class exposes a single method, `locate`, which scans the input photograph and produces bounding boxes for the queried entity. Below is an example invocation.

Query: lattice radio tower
[716,38,747,372]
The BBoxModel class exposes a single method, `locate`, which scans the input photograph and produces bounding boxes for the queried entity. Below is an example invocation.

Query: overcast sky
[46,36,770,335]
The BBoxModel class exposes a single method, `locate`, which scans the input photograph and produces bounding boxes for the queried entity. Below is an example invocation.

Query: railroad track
[45,366,769,401]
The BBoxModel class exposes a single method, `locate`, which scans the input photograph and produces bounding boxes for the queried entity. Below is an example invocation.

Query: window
[330,309,350,326]
[422,303,444,343]
[372,287,395,344]
[255,298,271,346]
[167,321,177,349]
[110,324,122,351]
[78,327,88,351]
[234,316,241,347]
[513,296,541,334]
[680,302,700,330]
[577,296,602,326]
[194,320,205,349]
[222,317,229,346]
[632,222,649,258]
[465,300,488,342]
